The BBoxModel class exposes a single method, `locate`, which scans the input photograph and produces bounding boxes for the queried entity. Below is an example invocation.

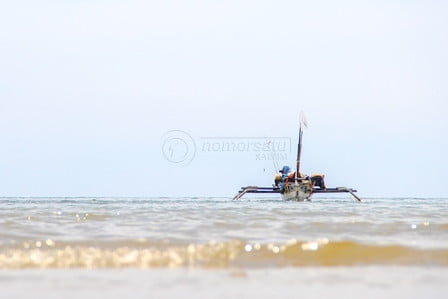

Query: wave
[1,239,447,269]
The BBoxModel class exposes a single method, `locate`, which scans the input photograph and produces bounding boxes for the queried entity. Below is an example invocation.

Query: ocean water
[1,197,447,298]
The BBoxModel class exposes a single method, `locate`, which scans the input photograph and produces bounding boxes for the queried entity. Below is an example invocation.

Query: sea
[1,196,447,298]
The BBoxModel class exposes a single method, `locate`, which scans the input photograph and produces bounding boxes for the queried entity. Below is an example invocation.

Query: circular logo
[161,130,196,165]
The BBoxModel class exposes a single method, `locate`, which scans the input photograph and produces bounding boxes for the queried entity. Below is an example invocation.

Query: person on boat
[279,165,291,175]
[276,166,291,191]
[278,165,297,192]
[311,174,326,189]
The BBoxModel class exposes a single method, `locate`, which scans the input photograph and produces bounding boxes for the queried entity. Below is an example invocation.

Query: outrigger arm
[232,186,361,201]
[312,187,362,202]
[232,186,280,201]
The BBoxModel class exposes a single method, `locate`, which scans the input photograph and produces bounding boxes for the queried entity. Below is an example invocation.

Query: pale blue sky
[0,0,447,197]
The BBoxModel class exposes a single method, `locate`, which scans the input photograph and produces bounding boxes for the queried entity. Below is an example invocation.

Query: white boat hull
[280,182,312,201]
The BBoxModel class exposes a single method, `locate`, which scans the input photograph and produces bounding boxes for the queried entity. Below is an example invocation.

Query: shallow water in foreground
[1,197,447,268]
[1,197,447,298]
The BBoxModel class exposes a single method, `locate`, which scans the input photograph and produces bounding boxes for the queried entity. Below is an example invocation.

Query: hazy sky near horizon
[0,0,447,197]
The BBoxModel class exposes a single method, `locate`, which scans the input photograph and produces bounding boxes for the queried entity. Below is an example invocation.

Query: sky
[0,0,447,197]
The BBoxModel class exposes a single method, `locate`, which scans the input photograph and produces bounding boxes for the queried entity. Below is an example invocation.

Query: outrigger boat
[233,114,361,202]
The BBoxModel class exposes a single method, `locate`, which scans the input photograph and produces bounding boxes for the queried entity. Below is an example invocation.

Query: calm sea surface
[1,197,447,298]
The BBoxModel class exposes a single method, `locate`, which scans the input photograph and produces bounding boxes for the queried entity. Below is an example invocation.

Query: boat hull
[280,182,312,201]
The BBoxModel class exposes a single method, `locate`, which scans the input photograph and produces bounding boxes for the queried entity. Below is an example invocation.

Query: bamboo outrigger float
[233,113,361,202]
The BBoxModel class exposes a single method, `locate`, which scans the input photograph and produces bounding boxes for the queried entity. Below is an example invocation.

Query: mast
[295,125,303,181]
[296,112,307,181]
